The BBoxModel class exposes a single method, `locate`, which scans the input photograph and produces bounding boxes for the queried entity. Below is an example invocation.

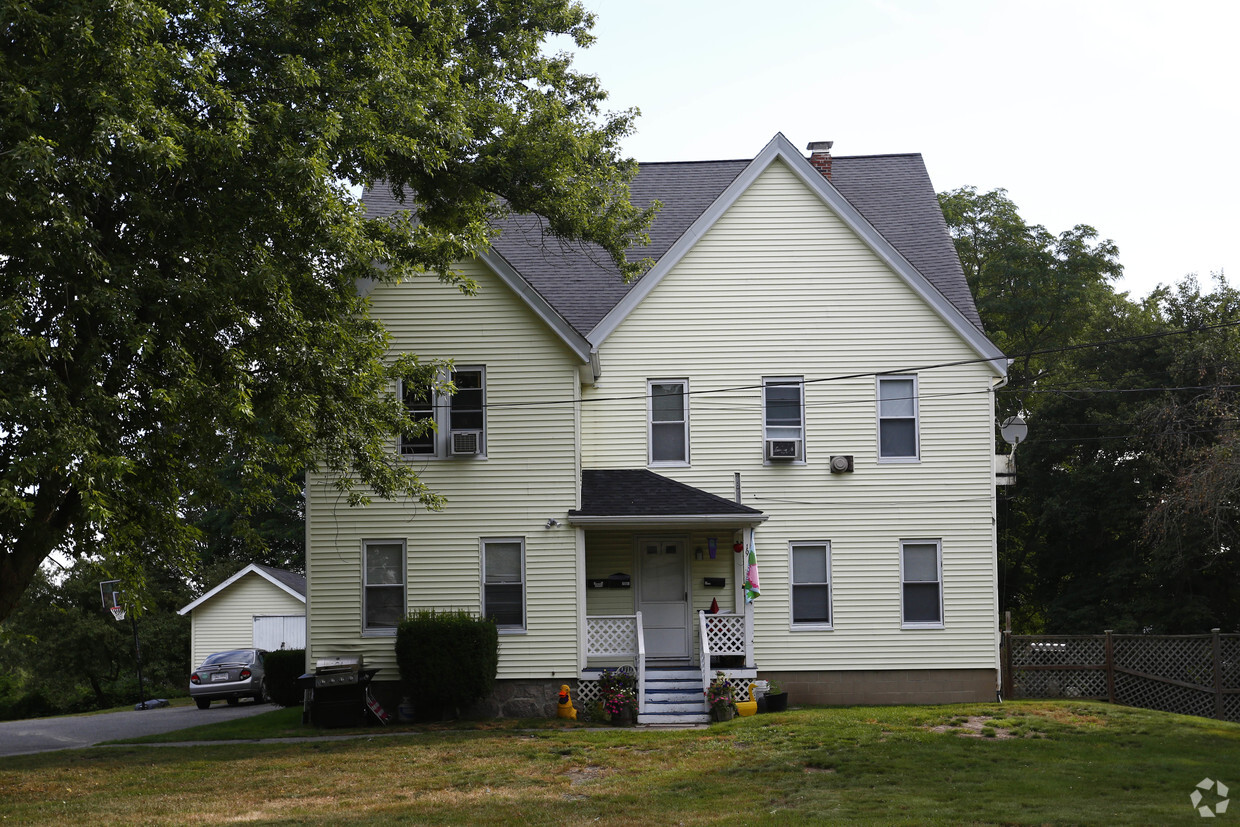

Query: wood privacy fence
[1002,629,1239,723]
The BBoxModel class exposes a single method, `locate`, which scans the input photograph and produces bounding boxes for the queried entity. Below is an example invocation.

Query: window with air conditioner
[400,366,486,458]
[763,377,804,462]
[878,375,919,461]
[648,380,689,465]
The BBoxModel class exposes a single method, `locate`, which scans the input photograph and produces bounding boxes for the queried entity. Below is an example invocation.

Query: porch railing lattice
[1003,629,1239,723]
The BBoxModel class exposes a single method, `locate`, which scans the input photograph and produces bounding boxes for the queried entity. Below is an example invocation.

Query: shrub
[395,610,498,719]
[263,649,306,707]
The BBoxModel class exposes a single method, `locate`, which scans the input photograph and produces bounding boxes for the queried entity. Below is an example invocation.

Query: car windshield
[201,650,251,667]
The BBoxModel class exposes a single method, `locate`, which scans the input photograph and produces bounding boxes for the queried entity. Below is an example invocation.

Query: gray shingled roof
[362,150,981,336]
[255,564,306,598]
[570,470,764,519]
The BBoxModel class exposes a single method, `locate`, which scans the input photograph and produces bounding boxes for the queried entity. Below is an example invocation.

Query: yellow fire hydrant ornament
[557,685,577,720]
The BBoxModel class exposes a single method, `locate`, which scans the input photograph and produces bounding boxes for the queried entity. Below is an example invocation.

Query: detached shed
[178,564,306,670]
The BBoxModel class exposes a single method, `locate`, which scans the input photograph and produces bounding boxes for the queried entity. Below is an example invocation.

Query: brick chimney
[807,140,833,179]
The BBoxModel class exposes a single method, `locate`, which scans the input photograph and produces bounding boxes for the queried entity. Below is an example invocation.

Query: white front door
[638,538,689,660]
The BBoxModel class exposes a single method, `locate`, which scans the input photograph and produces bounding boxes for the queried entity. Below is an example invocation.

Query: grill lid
[315,655,362,673]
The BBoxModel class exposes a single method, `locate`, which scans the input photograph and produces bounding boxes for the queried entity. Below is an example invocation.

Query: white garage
[178,564,306,670]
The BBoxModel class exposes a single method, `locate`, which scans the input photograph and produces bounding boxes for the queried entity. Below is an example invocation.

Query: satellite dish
[1000,415,1028,446]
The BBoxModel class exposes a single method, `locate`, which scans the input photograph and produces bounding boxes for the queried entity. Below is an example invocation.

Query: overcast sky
[560,0,1238,300]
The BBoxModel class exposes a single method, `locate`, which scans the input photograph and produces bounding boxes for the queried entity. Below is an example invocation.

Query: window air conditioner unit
[450,430,482,456]
[765,439,801,461]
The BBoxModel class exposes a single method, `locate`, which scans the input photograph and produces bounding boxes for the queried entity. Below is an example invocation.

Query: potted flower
[763,679,788,713]
[599,669,638,725]
[705,671,737,722]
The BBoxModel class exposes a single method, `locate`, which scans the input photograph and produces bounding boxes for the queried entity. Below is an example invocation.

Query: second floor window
[648,380,689,465]
[878,375,919,460]
[764,377,805,461]
[400,367,486,458]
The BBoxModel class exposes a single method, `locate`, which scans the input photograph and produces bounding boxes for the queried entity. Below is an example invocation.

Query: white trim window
[763,376,805,462]
[482,537,525,632]
[900,539,943,628]
[648,380,689,465]
[878,375,919,461]
[363,540,405,634]
[400,366,486,458]
[790,542,832,628]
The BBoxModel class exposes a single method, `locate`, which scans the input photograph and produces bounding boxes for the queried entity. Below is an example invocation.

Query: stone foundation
[759,668,998,706]
[367,678,569,720]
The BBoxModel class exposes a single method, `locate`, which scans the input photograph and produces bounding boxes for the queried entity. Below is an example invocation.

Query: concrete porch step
[638,711,709,725]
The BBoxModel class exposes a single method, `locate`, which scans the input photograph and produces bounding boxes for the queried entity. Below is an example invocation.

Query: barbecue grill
[297,655,380,727]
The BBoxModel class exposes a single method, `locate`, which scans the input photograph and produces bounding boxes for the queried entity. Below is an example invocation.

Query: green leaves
[1,0,651,620]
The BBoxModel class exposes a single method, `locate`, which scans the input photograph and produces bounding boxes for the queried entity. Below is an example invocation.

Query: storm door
[637,538,690,661]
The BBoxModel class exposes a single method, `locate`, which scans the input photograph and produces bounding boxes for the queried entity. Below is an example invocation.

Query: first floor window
[878,375,919,460]
[364,540,405,632]
[791,542,832,626]
[482,538,525,631]
[901,539,942,627]
[649,380,689,464]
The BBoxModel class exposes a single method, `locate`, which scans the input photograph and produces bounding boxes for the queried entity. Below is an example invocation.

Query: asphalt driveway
[0,699,273,758]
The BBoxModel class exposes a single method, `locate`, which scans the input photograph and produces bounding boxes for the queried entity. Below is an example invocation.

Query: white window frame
[362,539,406,636]
[877,374,920,462]
[399,366,487,458]
[900,539,944,629]
[648,379,690,466]
[481,537,526,633]
[789,541,833,630]
[763,376,806,464]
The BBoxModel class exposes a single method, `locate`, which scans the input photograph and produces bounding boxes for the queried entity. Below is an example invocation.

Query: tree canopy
[941,187,1240,633]
[0,0,655,621]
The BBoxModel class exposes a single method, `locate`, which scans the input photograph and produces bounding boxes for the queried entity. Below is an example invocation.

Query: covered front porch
[568,470,767,724]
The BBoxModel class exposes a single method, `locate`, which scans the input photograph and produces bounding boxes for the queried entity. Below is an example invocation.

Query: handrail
[698,610,711,698]
[635,611,646,714]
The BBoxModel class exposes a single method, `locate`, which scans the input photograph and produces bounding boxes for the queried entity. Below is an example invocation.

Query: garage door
[253,615,306,651]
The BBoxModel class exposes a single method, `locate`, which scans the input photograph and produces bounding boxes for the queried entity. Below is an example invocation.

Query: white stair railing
[635,611,646,714]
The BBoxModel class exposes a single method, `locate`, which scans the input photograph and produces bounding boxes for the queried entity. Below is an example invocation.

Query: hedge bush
[263,649,306,707]
[395,610,498,719]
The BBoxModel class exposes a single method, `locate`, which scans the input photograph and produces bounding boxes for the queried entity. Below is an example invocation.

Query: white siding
[582,159,999,671]
[307,259,583,678]
[189,575,305,670]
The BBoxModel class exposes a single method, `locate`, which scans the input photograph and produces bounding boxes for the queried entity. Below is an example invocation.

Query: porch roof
[568,470,767,527]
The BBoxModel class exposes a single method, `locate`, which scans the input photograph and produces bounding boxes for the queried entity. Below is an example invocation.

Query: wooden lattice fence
[1002,629,1239,722]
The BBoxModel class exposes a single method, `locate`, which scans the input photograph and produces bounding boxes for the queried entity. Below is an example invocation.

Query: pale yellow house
[306,134,1007,722]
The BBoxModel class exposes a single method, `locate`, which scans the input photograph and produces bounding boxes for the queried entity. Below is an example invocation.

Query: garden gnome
[557,684,577,719]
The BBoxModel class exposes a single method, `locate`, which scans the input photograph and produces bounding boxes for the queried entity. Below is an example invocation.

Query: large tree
[0,0,655,621]
[942,188,1240,632]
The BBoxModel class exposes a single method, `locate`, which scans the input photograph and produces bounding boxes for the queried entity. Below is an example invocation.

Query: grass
[1,701,1236,825]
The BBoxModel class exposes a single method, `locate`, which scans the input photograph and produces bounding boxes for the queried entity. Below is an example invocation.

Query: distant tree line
[942,187,1240,633]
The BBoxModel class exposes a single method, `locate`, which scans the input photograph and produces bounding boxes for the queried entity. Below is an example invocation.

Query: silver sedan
[189,649,270,709]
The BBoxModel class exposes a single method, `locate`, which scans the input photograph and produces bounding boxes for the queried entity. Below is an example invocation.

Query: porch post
[576,526,587,674]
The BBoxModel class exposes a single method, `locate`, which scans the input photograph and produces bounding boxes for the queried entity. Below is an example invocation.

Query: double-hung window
[901,539,943,627]
[790,542,832,627]
[878,375,919,461]
[363,540,405,634]
[648,380,689,465]
[763,377,805,461]
[400,367,486,457]
[482,538,525,632]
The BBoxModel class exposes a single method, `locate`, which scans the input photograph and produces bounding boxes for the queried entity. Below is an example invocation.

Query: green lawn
[1,701,1235,825]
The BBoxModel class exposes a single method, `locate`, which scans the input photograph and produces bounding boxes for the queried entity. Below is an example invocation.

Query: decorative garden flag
[743,530,761,603]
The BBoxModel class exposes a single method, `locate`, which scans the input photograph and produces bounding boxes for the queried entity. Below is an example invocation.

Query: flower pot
[764,692,789,712]
[710,705,735,722]
[610,707,636,726]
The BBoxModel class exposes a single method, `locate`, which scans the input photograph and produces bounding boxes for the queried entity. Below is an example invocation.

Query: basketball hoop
[110,605,127,622]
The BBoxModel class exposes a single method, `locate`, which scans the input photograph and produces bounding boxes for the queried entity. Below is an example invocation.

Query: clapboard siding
[189,575,305,671]
[306,259,583,678]
[582,160,999,671]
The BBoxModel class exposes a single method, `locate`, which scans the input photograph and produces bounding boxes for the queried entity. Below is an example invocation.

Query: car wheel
[226,697,239,706]
[255,678,271,704]
[195,698,211,710]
